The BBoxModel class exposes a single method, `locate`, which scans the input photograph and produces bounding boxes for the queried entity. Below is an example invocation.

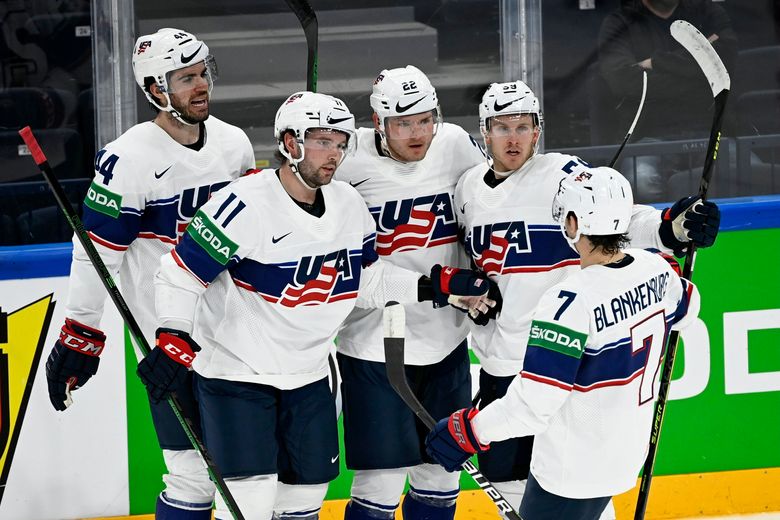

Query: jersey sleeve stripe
[137,232,178,244]
[232,280,282,304]
[146,195,179,206]
[521,371,574,391]
[522,344,582,385]
[88,231,129,251]
[501,258,580,274]
[585,337,630,354]
[572,368,643,392]
[328,291,359,303]
[670,278,694,324]
[171,249,208,288]
[82,206,141,248]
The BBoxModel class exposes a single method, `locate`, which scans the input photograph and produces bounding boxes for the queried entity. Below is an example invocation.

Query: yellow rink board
[86,467,780,520]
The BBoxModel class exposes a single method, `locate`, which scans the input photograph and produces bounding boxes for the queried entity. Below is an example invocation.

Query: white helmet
[132,28,216,123]
[479,80,543,136]
[275,91,357,189]
[370,65,442,140]
[552,166,633,246]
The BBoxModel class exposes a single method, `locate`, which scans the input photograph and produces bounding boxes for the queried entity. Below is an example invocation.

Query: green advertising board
[123,211,780,515]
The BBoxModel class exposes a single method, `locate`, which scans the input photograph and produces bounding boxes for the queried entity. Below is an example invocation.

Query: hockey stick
[383,302,524,520]
[284,0,318,92]
[633,20,730,520]
[18,127,246,520]
[283,0,340,404]
[608,70,648,168]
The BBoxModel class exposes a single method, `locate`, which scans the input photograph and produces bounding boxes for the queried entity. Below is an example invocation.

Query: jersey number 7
[630,311,667,405]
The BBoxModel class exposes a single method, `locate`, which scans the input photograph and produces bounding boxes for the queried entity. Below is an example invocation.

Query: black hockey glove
[137,328,200,404]
[429,264,490,309]
[659,196,720,256]
[46,318,105,411]
[468,277,503,326]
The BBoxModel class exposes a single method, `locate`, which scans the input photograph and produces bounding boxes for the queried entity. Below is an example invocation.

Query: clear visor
[164,55,217,95]
[303,128,355,165]
[384,109,441,140]
[485,114,537,138]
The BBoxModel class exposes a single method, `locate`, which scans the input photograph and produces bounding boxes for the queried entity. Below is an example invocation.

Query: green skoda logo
[187,211,238,265]
[84,182,122,218]
[528,320,588,358]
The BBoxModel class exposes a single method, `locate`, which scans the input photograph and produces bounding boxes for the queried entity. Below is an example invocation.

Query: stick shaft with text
[634,20,730,520]
[18,126,246,520]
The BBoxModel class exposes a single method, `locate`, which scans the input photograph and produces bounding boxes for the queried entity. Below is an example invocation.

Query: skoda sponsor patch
[187,210,239,265]
[528,320,587,358]
[84,182,122,218]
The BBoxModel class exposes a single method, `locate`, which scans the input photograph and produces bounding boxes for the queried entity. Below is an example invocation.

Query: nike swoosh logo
[395,96,426,113]
[460,202,467,213]
[180,44,203,64]
[272,232,292,244]
[331,454,339,463]
[493,96,526,112]
[327,115,352,125]
[349,178,370,188]
[154,165,173,179]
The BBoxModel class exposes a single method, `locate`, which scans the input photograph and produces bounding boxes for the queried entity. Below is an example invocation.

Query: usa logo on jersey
[370,193,457,255]
[466,221,580,275]
[141,181,231,244]
[466,221,531,275]
[277,248,359,307]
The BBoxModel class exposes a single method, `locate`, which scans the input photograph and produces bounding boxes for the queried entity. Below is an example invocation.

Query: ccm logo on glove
[157,332,197,367]
[59,329,105,356]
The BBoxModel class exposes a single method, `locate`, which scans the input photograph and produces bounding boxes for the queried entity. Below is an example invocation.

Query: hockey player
[425,166,701,520]
[334,65,491,520]
[140,91,493,520]
[42,28,256,519]
[449,80,719,515]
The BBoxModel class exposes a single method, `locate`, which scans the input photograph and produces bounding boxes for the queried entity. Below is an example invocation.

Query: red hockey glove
[45,318,106,411]
[137,328,200,403]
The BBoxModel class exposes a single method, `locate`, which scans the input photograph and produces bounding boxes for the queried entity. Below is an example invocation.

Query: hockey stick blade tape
[670,20,730,96]
[383,302,405,339]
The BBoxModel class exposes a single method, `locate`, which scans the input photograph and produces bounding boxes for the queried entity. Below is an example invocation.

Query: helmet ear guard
[274,91,357,190]
[552,166,634,247]
[132,28,214,125]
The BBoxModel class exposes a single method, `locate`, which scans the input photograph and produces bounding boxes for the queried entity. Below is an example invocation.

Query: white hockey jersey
[155,170,421,390]
[455,152,670,376]
[335,124,485,365]
[66,117,255,343]
[472,249,700,498]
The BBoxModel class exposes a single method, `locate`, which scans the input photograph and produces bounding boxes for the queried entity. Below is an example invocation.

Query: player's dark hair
[143,77,162,114]
[587,233,630,256]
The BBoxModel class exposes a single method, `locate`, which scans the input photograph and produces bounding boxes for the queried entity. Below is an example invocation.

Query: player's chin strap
[279,141,318,192]
[376,128,408,164]
[149,94,199,127]
[561,225,582,250]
